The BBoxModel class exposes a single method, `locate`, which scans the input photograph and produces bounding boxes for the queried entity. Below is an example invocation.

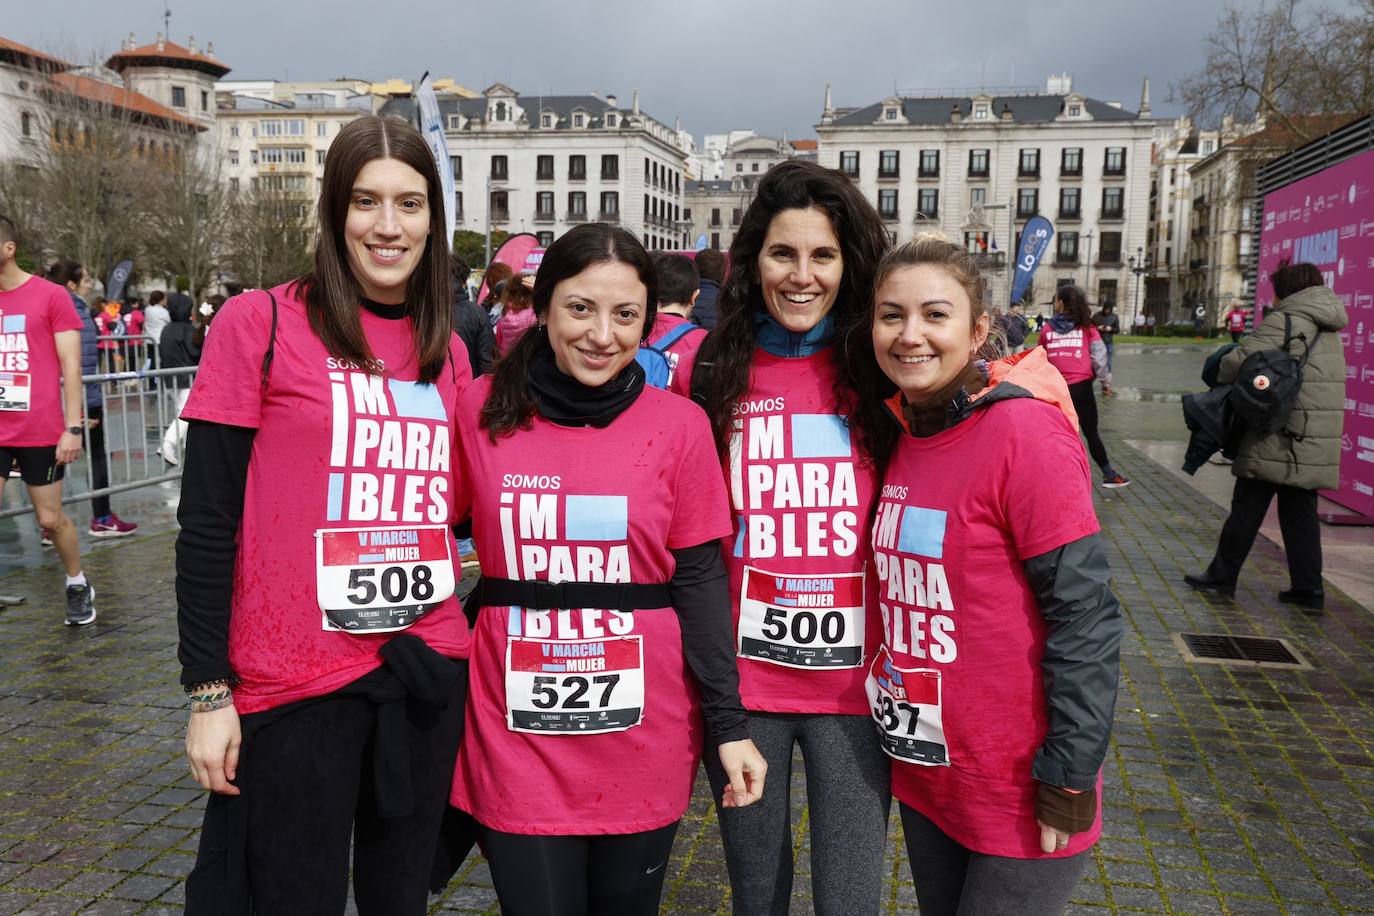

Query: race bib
[314,525,456,633]
[505,635,644,734]
[737,566,865,669]
[865,647,949,766]
[0,372,32,411]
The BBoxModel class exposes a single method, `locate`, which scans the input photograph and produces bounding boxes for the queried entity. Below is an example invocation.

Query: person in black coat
[451,256,495,375]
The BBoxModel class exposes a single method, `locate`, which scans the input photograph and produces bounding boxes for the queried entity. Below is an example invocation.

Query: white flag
[416,75,455,251]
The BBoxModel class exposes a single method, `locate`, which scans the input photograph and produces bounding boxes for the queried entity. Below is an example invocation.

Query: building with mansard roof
[380,83,690,250]
[816,73,1156,321]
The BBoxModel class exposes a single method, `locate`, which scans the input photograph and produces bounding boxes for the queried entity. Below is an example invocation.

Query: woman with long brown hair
[176,114,471,914]
[683,159,892,915]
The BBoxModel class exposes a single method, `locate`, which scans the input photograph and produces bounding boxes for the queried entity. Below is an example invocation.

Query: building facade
[214,79,375,210]
[380,84,690,250]
[816,74,1156,321]
[1184,114,1352,325]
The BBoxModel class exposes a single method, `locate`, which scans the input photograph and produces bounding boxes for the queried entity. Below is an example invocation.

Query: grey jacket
[1217,285,1348,490]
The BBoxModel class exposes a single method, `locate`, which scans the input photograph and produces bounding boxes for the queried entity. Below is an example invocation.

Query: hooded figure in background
[1184,262,1349,610]
[158,296,199,370]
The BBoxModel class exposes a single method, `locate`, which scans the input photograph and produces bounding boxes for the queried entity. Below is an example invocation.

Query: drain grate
[1173,633,1310,669]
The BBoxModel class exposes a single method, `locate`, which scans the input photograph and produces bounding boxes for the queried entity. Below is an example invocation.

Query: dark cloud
[12,0,1239,140]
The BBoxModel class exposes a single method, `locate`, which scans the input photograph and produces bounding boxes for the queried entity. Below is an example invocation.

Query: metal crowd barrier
[0,336,198,521]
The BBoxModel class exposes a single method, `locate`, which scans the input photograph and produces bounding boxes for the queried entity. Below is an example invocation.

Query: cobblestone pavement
[0,347,1372,914]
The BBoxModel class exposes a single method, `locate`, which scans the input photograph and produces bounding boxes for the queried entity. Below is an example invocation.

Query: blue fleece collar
[754,311,835,358]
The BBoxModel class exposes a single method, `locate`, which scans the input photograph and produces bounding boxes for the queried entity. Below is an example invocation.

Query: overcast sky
[11,0,1296,140]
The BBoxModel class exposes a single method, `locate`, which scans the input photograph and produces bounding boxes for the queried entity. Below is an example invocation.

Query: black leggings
[900,804,1091,916]
[1067,379,1111,471]
[480,821,680,916]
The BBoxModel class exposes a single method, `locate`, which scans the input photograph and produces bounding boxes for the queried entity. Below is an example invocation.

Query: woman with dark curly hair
[682,159,891,915]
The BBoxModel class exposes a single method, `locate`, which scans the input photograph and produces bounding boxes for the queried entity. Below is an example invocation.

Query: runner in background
[448,223,765,915]
[176,115,470,914]
[1040,286,1130,489]
[0,217,95,626]
[645,252,706,394]
[684,160,892,916]
[1224,302,1248,343]
[850,238,1122,915]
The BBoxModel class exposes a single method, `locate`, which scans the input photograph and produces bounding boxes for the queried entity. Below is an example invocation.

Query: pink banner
[1257,149,1374,519]
[477,234,543,304]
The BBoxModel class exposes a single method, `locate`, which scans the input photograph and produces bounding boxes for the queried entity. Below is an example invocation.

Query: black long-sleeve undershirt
[668,543,749,745]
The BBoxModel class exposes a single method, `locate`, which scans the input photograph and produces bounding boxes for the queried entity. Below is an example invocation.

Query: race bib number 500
[315,525,456,633]
[865,647,949,766]
[737,566,865,669]
[505,635,644,734]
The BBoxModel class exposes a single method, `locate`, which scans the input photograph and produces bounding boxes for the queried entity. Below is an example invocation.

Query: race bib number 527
[505,635,644,735]
[315,525,455,633]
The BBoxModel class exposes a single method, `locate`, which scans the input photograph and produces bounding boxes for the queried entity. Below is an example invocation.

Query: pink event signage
[1257,148,1374,519]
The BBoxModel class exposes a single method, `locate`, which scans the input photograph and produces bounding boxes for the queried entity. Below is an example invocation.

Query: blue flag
[415,74,455,251]
[1010,216,1054,305]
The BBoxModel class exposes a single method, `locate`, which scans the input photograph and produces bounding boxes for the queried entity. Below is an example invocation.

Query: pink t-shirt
[450,377,731,834]
[1039,323,1101,384]
[495,307,537,357]
[182,283,473,714]
[647,313,705,395]
[679,349,880,715]
[125,309,145,337]
[0,275,83,447]
[1226,309,1247,332]
[872,396,1102,858]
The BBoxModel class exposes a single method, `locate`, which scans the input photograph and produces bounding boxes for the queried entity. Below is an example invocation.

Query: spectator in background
[1092,302,1121,371]
[144,290,172,346]
[451,255,495,376]
[1224,303,1248,343]
[480,261,514,327]
[998,301,1030,354]
[154,293,206,466]
[93,296,124,375]
[167,282,193,320]
[494,272,536,357]
[1185,262,1348,609]
[648,253,708,393]
[691,247,725,329]
[46,260,138,538]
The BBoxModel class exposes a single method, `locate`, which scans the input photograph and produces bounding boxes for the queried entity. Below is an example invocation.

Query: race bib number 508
[315,525,456,633]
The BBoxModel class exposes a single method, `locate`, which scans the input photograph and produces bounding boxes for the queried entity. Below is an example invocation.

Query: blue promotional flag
[106,260,133,302]
[694,234,708,251]
[1010,216,1053,305]
[415,73,455,250]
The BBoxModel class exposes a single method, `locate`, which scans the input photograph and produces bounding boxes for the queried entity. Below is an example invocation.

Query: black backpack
[1228,313,1320,435]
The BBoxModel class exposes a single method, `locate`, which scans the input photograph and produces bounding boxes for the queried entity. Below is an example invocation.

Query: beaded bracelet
[188,686,234,713]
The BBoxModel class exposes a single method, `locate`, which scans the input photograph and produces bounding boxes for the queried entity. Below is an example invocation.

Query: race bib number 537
[865,647,949,766]
[315,525,456,633]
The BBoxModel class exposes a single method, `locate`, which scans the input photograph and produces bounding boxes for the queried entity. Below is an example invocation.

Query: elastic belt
[477,576,671,611]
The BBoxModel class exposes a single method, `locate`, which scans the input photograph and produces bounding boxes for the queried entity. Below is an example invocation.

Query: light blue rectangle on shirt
[790,414,851,458]
[325,473,345,521]
[2,315,26,333]
[387,379,446,421]
[565,495,628,541]
[898,506,947,559]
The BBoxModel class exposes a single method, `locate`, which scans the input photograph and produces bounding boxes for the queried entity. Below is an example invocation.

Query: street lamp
[1128,246,1151,331]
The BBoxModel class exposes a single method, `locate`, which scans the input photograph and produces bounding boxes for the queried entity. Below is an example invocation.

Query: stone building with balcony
[1183,114,1353,326]
[815,74,1156,318]
[380,84,689,250]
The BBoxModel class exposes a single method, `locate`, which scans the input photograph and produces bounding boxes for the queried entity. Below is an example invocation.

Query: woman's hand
[186,705,242,795]
[717,738,767,808]
[1034,782,1096,853]
[1037,819,1071,854]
